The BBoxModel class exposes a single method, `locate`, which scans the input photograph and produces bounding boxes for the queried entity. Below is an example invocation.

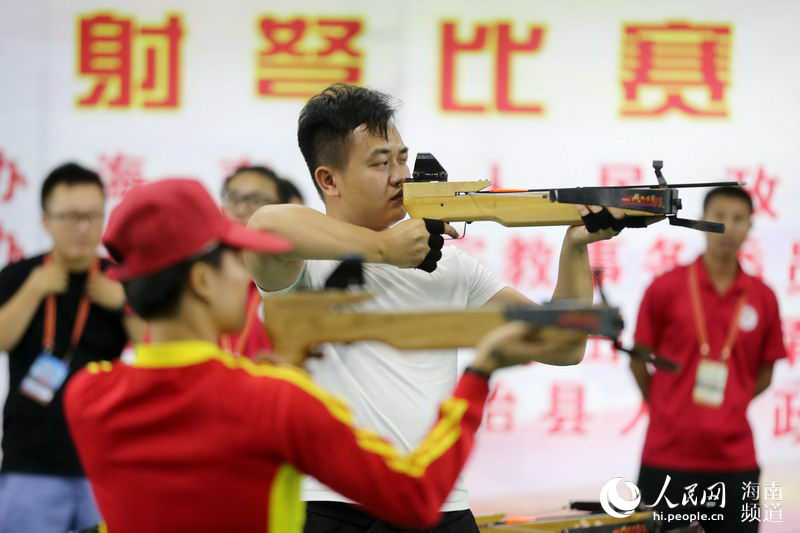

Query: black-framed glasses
[47,211,105,225]
[222,191,278,209]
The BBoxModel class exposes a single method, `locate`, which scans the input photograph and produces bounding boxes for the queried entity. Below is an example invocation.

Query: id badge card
[693,359,728,407]
[19,353,69,405]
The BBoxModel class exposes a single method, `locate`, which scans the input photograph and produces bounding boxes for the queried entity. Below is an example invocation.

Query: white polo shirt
[264,246,506,511]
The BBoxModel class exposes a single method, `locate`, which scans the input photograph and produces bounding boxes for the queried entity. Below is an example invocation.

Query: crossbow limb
[261,259,678,370]
[403,154,743,233]
[264,294,623,366]
[262,261,623,366]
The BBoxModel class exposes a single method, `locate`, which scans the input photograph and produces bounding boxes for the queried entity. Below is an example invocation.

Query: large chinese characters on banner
[1,1,798,530]
[77,13,183,109]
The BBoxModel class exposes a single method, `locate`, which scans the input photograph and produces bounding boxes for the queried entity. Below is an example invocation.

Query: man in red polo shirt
[64,178,583,533]
[630,187,786,532]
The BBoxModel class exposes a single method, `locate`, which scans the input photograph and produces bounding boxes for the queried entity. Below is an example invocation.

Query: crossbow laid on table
[262,258,676,370]
[403,154,743,233]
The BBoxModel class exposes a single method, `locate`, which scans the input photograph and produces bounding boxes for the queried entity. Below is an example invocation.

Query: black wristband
[610,216,627,232]
[416,219,447,273]
[464,366,493,380]
[423,218,445,235]
[581,207,625,235]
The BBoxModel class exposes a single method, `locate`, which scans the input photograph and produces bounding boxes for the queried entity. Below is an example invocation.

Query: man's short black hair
[703,186,753,214]
[221,166,281,197]
[297,83,396,198]
[41,163,105,211]
[277,177,304,204]
[122,245,226,320]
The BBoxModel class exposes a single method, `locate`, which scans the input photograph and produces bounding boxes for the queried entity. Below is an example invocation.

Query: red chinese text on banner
[620,22,731,117]
[738,237,764,278]
[485,380,518,433]
[256,17,363,99]
[585,336,620,364]
[644,238,684,278]
[772,388,800,443]
[445,236,487,265]
[220,157,253,179]
[619,400,649,436]
[600,164,643,187]
[0,150,27,203]
[727,166,779,219]
[504,236,554,289]
[0,223,25,266]
[789,242,800,294]
[589,240,623,285]
[98,153,146,200]
[543,381,589,435]
[489,162,502,189]
[784,318,800,368]
[77,13,183,109]
[441,22,545,113]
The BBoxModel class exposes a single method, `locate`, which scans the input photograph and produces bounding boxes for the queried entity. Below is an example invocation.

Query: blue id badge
[19,353,69,405]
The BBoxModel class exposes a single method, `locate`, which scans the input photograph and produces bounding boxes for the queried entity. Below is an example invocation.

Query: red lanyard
[42,254,100,361]
[220,289,261,357]
[688,261,746,361]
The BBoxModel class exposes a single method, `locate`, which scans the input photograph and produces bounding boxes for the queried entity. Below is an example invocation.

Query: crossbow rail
[403,154,743,233]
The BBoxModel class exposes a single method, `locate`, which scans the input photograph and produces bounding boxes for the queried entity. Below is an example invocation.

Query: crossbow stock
[263,258,677,370]
[404,154,743,233]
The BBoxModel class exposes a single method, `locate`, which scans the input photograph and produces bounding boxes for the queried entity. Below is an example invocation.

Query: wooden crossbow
[262,259,677,370]
[403,154,742,233]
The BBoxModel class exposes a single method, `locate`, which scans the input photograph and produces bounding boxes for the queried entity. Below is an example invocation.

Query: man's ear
[315,166,341,200]
[187,262,214,305]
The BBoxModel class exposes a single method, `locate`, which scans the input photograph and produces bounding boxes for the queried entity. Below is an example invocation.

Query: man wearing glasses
[222,166,285,224]
[220,166,303,358]
[0,163,136,533]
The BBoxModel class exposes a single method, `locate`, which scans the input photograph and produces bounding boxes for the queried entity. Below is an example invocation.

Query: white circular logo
[600,477,641,518]
[739,304,758,332]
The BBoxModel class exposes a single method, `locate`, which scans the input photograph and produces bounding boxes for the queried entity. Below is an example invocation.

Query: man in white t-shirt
[246,83,623,532]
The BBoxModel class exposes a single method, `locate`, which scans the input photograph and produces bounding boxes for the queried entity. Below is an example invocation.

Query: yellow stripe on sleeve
[213,353,470,478]
[268,463,305,533]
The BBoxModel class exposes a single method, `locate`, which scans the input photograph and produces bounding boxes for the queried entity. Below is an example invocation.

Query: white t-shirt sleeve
[453,248,507,308]
[256,262,310,297]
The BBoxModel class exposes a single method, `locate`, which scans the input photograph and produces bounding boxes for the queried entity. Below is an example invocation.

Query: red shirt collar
[693,255,748,295]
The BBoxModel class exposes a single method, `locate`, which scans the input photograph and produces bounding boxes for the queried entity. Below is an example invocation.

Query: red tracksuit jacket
[64,340,489,532]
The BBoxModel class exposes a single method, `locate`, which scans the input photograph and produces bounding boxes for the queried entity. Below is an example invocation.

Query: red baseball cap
[103,179,292,281]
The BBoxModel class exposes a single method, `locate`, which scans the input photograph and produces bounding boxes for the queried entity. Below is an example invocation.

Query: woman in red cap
[64,178,578,533]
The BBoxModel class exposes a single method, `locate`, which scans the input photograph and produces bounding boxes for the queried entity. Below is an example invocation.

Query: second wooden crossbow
[403,154,742,233]
[262,258,677,370]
